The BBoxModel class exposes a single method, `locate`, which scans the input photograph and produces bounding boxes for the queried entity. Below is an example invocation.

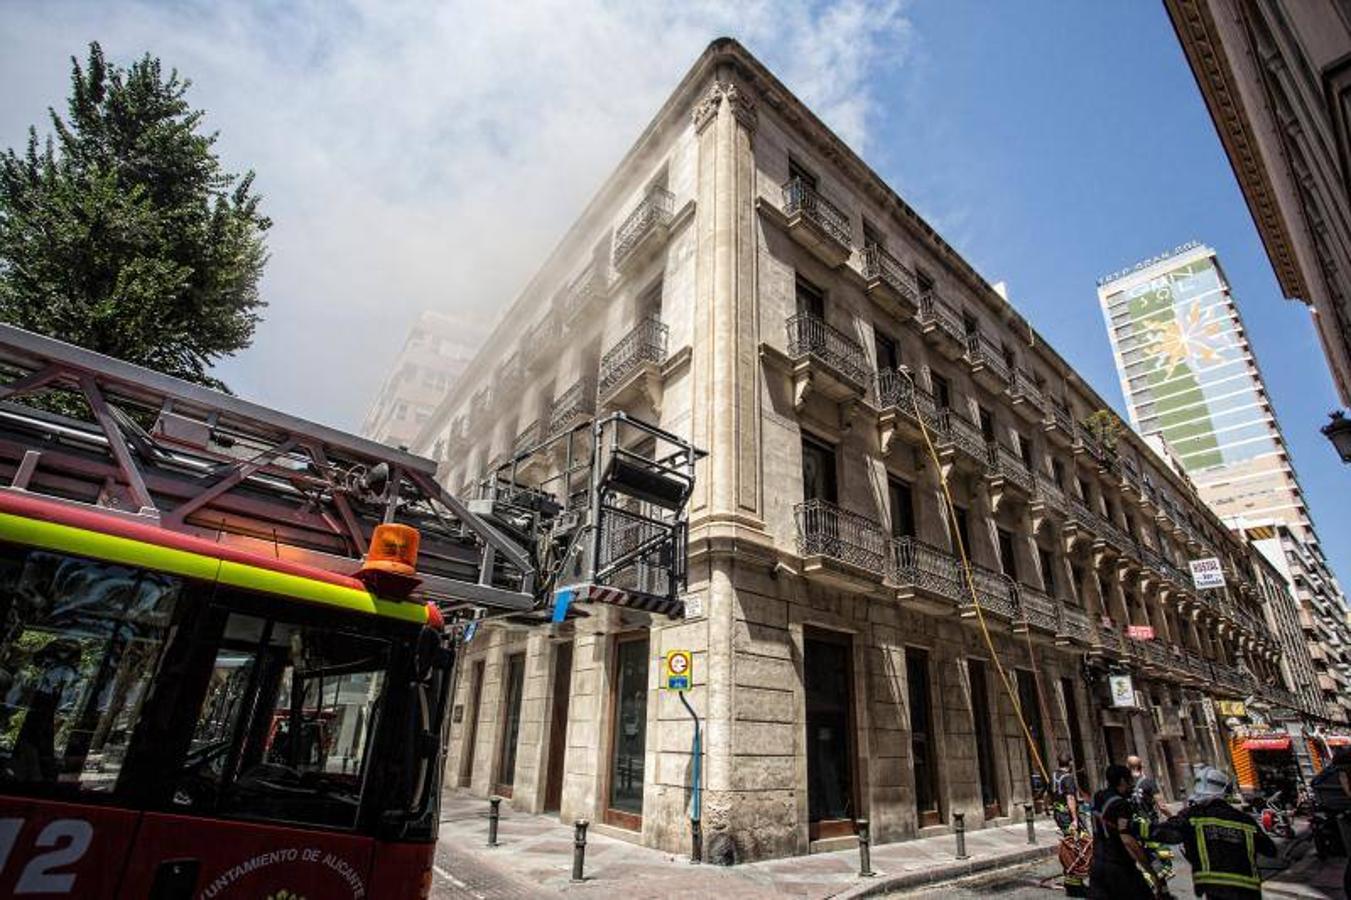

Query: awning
[555,583,685,619]
[1325,735,1351,747]
[1243,736,1292,751]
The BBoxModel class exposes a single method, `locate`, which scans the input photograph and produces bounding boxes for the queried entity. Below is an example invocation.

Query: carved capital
[692,79,758,134]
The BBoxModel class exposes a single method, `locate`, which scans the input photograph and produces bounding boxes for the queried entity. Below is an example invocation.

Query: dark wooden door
[543,642,573,812]
[806,630,857,840]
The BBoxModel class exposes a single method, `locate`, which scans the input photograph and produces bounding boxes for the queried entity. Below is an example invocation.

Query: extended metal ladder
[0,323,536,617]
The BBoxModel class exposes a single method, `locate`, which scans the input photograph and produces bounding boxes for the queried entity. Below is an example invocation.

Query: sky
[1,1,1347,581]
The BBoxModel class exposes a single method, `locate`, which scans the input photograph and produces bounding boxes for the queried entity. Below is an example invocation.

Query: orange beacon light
[357,523,423,596]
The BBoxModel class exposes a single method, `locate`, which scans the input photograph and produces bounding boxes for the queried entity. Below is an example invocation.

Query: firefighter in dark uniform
[1153,765,1276,899]
[1052,752,1091,896]
[1090,764,1159,900]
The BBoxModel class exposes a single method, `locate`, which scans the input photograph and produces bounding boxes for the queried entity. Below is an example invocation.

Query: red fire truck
[0,325,697,898]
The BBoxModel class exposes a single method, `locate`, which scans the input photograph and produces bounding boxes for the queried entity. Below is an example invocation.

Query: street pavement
[429,789,1059,899]
[429,790,1346,900]
[884,835,1347,899]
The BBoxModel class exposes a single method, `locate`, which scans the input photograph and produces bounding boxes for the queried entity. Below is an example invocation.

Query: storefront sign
[1126,625,1155,640]
[1216,700,1247,717]
[664,649,692,691]
[1189,557,1225,590]
[1109,674,1136,708]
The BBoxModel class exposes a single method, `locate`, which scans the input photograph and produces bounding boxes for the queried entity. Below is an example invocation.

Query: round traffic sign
[668,651,689,674]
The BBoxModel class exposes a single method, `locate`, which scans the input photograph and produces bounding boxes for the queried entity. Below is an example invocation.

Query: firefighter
[1153,765,1276,899]
[1128,755,1175,889]
[1090,764,1160,900]
[1052,752,1091,897]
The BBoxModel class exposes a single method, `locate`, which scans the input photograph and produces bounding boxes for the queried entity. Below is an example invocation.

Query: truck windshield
[172,611,390,831]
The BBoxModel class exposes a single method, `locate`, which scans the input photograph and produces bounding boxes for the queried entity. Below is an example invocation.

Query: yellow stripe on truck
[0,510,426,624]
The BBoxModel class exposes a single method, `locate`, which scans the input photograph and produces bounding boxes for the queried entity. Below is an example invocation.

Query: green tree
[0,42,270,389]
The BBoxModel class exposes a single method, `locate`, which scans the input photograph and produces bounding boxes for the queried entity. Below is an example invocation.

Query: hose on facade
[905,375,1053,787]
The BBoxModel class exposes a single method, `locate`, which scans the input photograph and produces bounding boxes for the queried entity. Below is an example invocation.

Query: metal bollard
[953,811,969,860]
[691,817,703,864]
[857,819,875,877]
[487,796,501,847]
[572,819,589,882]
[1024,802,1036,844]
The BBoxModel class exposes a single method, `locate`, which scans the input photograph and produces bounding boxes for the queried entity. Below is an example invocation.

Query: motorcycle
[1255,790,1296,840]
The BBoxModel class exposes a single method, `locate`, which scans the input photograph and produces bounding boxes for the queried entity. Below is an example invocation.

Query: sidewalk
[433,790,1059,899]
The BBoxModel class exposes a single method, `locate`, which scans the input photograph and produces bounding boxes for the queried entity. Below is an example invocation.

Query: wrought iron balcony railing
[513,419,542,456]
[1033,473,1068,515]
[613,186,675,267]
[1045,399,1075,437]
[559,268,607,321]
[875,368,938,426]
[1057,605,1093,643]
[935,407,987,463]
[1073,422,1107,461]
[964,331,1012,383]
[917,290,966,344]
[782,177,852,247]
[890,536,964,601]
[786,312,870,389]
[1016,585,1059,633]
[599,316,668,396]
[862,243,919,300]
[960,563,1020,620]
[986,442,1034,494]
[547,379,595,435]
[794,498,890,576]
[1009,368,1045,410]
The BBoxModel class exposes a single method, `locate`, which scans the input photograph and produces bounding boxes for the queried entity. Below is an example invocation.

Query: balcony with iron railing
[874,368,939,454]
[964,331,1012,390]
[557,268,608,325]
[613,186,675,270]
[916,290,966,359]
[958,563,1020,622]
[862,243,920,319]
[1032,473,1068,519]
[889,536,964,607]
[1093,620,1126,658]
[934,407,988,472]
[785,312,870,402]
[985,442,1034,502]
[794,498,890,588]
[513,419,542,457]
[1056,604,1094,646]
[598,316,669,405]
[1072,422,1107,463]
[1008,368,1045,421]
[1015,585,1059,636]
[1044,399,1075,446]
[548,379,596,435]
[780,177,852,267]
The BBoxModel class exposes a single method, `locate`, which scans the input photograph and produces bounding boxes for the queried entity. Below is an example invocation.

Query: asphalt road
[884,857,1197,899]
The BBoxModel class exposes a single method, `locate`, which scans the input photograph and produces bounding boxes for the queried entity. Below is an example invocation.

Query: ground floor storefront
[443,558,1231,862]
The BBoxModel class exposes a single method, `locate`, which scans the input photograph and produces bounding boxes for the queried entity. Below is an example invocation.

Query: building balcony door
[544,641,574,813]
[806,629,857,840]
[605,633,649,831]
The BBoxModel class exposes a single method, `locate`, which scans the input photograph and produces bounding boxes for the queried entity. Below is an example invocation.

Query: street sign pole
[664,649,700,862]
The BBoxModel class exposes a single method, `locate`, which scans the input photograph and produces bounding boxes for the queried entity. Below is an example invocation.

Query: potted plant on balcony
[1084,409,1123,456]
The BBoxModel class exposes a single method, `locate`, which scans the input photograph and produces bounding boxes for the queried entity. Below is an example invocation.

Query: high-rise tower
[1098,242,1351,720]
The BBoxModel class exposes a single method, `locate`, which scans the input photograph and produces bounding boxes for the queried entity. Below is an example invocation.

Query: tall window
[1052,458,1066,489]
[802,437,838,504]
[796,276,825,319]
[1061,678,1088,789]
[888,477,915,539]
[907,648,940,824]
[1039,547,1058,597]
[979,406,995,443]
[952,505,971,556]
[916,268,935,296]
[875,331,900,372]
[1077,477,1091,503]
[789,158,818,189]
[1017,432,1034,468]
[997,528,1018,580]
[1070,562,1086,606]
[862,219,884,250]
[931,372,952,410]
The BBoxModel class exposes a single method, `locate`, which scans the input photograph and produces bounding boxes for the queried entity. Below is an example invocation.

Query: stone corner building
[415,39,1318,863]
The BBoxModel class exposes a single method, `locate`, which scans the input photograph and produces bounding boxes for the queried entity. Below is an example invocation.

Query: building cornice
[1163,0,1310,303]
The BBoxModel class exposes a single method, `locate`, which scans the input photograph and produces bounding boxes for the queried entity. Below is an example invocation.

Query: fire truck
[0,324,698,898]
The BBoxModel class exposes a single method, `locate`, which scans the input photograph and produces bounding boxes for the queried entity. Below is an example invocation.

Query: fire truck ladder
[0,323,535,617]
[474,411,703,619]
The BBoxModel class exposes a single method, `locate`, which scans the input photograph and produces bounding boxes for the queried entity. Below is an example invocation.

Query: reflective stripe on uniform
[1191,816,1260,890]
